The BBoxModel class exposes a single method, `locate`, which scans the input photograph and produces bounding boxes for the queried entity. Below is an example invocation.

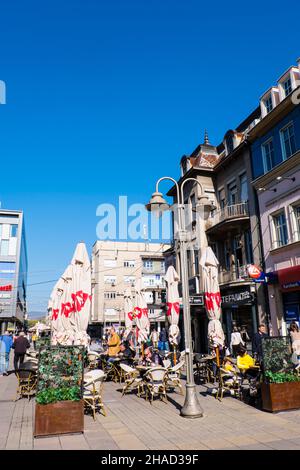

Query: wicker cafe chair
[216,367,242,401]
[87,351,100,370]
[144,367,168,404]
[120,363,144,397]
[15,369,37,401]
[166,361,185,395]
[163,359,172,369]
[83,370,107,420]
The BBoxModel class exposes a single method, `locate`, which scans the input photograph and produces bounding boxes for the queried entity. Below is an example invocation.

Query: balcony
[206,202,250,235]
[218,264,250,285]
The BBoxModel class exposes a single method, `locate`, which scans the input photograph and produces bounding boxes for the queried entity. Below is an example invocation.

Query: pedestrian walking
[289,322,300,359]
[150,328,159,349]
[230,326,244,357]
[32,332,38,351]
[13,332,30,370]
[158,327,169,351]
[0,331,14,375]
[252,324,268,362]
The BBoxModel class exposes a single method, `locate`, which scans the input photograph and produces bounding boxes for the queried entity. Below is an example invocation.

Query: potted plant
[261,337,300,412]
[34,345,84,437]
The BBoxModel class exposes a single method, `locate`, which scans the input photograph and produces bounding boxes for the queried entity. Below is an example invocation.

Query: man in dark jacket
[13,332,30,370]
[159,328,169,351]
[252,324,268,362]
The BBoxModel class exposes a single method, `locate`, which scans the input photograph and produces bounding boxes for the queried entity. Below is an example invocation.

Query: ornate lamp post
[146,176,213,418]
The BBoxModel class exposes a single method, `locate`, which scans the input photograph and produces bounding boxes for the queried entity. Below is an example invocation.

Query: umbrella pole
[215,346,220,367]
[173,344,177,365]
[141,343,144,359]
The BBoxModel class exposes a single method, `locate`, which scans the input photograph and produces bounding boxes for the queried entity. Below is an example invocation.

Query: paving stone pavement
[1,369,300,450]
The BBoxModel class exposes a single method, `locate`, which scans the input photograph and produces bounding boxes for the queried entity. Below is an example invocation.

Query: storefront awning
[277,265,300,292]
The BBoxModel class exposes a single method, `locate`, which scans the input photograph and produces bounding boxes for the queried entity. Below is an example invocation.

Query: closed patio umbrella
[200,247,225,364]
[48,278,64,345]
[124,287,133,339]
[134,279,150,347]
[70,242,92,347]
[58,265,75,345]
[165,266,180,347]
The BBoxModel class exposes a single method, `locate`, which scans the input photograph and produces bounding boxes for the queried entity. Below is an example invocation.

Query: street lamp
[146,176,213,418]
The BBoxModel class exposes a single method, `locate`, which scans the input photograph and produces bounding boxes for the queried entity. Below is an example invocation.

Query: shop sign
[282,281,300,290]
[0,284,12,291]
[189,294,204,306]
[221,287,253,307]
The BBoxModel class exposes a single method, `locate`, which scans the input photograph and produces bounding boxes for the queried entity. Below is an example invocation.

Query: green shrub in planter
[36,345,84,405]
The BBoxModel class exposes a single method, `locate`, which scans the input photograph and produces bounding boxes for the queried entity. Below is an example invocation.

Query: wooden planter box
[261,382,300,412]
[34,400,84,437]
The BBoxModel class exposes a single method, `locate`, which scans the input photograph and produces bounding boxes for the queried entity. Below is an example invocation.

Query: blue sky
[0,0,299,317]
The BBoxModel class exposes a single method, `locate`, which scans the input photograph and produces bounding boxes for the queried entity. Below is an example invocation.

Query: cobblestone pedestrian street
[1,371,300,450]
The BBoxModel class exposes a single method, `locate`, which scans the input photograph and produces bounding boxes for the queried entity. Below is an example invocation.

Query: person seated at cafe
[107,327,121,363]
[144,345,163,367]
[223,356,236,373]
[118,340,136,365]
[237,346,259,379]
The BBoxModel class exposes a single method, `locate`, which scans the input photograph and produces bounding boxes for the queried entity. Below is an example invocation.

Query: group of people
[94,326,171,371]
[0,330,31,375]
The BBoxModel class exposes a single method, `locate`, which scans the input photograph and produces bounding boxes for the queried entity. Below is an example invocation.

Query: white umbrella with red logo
[48,278,64,345]
[58,264,75,346]
[200,247,225,363]
[165,266,180,346]
[124,287,134,339]
[70,242,92,347]
[134,279,150,345]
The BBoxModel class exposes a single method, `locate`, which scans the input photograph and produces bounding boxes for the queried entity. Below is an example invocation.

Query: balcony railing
[218,264,249,284]
[207,202,249,228]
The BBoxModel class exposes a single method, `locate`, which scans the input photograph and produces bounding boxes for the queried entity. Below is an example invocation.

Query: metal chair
[166,361,184,395]
[144,367,168,404]
[83,370,106,419]
[15,369,37,401]
[216,367,242,401]
[119,363,144,397]
[87,351,100,370]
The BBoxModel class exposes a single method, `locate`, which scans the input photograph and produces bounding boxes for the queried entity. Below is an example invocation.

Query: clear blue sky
[0,0,299,317]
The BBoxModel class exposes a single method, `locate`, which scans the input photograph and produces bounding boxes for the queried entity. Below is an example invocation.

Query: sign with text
[221,286,253,307]
[189,294,204,306]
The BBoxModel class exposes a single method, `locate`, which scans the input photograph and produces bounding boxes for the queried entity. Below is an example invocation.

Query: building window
[124,276,136,285]
[10,225,18,237]
[283,77,292,97]
[272,212,288,247]
[124,260,135,268]
[225,134,234,155]
[143,260,153,270]
[161,260,165,272]
[240,173,248,202]
[0,240,9,256]
[292,205,300,241]
[103,259,117,268]
[280,123,296,160]
[264,95,273,114]
[104,292,116,299]
[262,139,275,173]
[218,188,226,209]
[104,275,116,285]
[228,181,237,205]
[244,230,254,264]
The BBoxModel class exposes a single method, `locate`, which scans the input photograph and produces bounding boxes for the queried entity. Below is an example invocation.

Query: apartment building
[0,210,28,333]
[90,241,170,337]
[250,59,300,335]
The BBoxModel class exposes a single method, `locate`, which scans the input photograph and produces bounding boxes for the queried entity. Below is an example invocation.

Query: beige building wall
[91,241,170,327]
